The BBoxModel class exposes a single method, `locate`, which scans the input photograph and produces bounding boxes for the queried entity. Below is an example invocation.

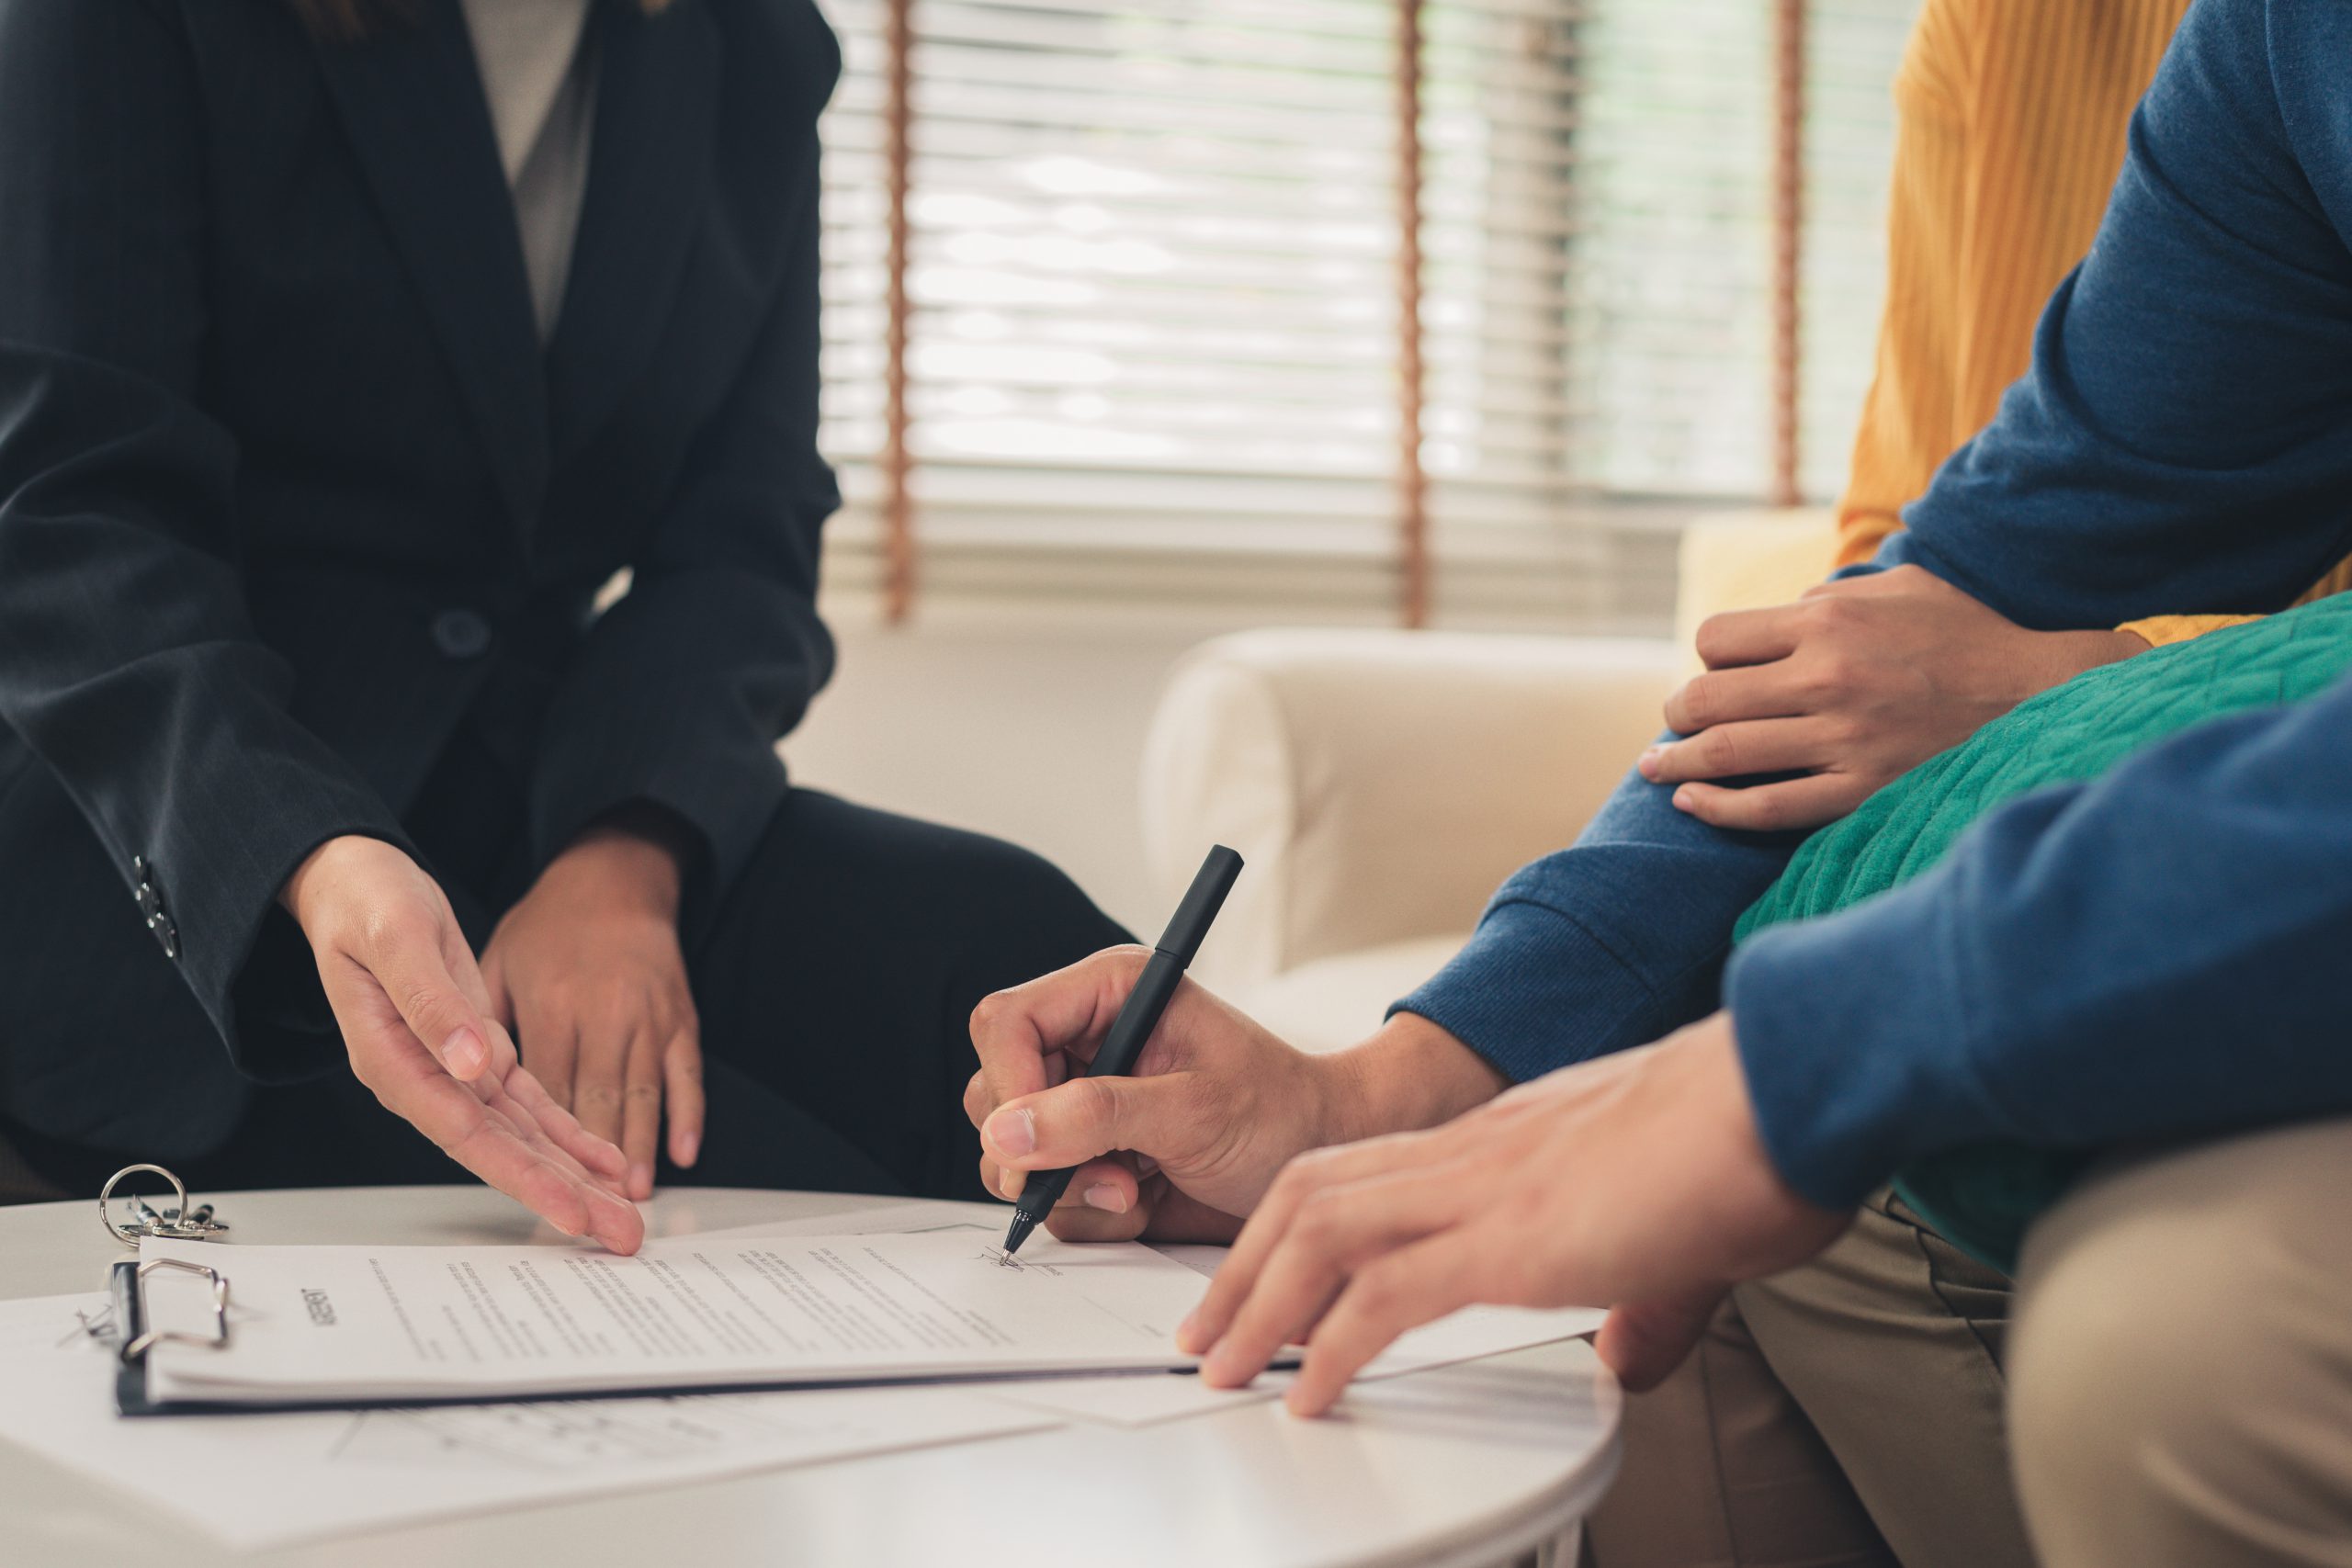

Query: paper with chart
[0,1291,1051,1549]
[138,1226,1210,1406]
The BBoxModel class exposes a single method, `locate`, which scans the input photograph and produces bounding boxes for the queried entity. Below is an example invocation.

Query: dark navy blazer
[0,0,842,1154]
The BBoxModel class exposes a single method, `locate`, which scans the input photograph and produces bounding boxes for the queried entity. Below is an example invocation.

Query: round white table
[0,1186,1619,1568]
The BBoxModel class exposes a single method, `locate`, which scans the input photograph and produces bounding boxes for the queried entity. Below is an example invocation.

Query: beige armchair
[1139,508,1838,1053]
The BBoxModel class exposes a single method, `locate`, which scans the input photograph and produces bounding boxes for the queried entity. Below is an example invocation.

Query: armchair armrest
[1140,628,1683,991]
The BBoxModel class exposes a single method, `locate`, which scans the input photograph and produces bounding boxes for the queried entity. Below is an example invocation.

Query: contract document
[700,1213,1607,1427]
[136,1228,1210,1409]
[0,1292,1050,1549]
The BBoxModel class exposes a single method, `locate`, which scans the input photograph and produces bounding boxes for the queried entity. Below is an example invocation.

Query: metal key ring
[98,1163,192,1249]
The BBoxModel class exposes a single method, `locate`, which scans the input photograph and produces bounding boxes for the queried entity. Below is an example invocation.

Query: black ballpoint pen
[1001,844,1244,1258]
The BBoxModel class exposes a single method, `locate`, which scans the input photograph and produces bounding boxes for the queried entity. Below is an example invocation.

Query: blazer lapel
[545,0,720,463]
[311,0,551,531]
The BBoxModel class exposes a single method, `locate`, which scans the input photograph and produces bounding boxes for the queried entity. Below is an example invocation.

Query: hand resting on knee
[1640,565,2146,830]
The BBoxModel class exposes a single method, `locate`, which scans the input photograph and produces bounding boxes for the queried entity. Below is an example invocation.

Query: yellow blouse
[1834,0,2352,645]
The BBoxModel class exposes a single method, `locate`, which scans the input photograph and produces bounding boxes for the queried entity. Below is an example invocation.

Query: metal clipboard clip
[111,1257,232,1365]
[105,1255,232,1416]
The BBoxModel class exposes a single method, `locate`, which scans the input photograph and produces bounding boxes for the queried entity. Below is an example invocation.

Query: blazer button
[431,608,492,660]
[131,856,178,960]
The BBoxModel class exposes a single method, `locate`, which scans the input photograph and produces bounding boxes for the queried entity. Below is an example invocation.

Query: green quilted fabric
[1732,591,2352,1273]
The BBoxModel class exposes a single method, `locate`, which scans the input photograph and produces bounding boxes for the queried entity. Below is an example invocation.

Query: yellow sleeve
[1834,0,1969,569]
[2119,615,2263,649]
[2124,554,2352,645]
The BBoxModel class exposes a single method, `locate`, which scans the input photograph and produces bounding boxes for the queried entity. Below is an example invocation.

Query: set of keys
[97,1163,230,1247]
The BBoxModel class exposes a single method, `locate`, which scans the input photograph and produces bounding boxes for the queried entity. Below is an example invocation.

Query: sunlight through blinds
[816,0,1917,623]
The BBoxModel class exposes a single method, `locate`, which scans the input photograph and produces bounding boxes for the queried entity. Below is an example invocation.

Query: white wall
[781,547,1686,938]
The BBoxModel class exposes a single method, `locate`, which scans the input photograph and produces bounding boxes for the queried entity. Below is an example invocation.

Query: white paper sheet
[140,1227,1213,1405]
[689,1199,995,1243]
[689,1209,1606,1428]
[686,1203,1001,1250]
[0,1292,1052,1550]
[983,1301,1607,1426]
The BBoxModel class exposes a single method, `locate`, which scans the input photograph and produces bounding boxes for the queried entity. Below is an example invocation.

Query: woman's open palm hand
[283,835,643,1252]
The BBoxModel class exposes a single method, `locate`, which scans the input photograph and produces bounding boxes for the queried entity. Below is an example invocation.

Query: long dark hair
[286,0,673,42]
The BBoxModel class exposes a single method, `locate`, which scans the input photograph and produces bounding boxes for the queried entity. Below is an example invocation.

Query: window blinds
[815,0,1917,625]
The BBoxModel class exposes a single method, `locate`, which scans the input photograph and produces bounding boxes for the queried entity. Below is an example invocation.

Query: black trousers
[13,755,1130,1203]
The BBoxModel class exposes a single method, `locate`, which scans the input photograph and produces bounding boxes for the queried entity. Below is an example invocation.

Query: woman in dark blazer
[0,0,1125,1250]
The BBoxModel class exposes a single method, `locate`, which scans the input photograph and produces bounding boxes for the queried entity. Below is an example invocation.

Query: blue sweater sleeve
[1394,753,1807,1082]
[1727,667,2352,1209]
[1885,0,2352,626]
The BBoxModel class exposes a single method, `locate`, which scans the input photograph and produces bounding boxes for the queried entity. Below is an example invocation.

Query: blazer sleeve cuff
[528,735,786,918]
[123,761,412,1078]
[523,575,820,903]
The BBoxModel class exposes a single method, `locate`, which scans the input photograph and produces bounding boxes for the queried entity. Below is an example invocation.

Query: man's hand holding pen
[967,963,1506,1246]
[967,948,1345,1243]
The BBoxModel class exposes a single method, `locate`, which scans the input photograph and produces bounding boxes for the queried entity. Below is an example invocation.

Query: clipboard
[107,1257,1252,1419]
[96,1164,1276,1418]
[106,1249,1268,1420]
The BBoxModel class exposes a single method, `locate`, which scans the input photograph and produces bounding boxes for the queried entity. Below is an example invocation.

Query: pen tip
[1001,1210,1038,1258]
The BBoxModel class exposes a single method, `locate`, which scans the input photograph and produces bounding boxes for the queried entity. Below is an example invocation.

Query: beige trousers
[2009,1117,2352,1568]
[1581,1188,2030,1568]
[1581,1118,2352,1568]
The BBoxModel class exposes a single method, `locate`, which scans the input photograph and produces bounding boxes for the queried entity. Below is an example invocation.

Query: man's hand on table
[482,812,704,1201]
[965,949,1505,1244]
[283,835,643,1253]
[1641,565,2146,830]
[1179,1012,1849,1416]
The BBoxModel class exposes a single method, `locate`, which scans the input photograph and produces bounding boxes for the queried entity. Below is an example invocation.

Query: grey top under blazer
[0,0,843,1156]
